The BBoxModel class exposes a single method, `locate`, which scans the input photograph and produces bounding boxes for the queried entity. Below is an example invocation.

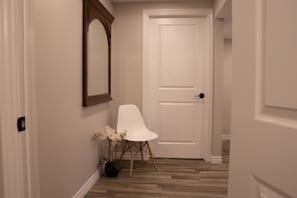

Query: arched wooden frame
[83,0,114,106]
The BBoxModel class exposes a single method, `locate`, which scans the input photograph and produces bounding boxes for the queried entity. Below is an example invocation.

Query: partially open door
[229,0,297,197]
[0,0,38,197]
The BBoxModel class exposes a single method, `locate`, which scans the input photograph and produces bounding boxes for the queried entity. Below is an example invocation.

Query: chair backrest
[116,104,148,138]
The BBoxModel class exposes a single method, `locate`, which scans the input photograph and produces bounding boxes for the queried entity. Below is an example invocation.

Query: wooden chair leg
[130,142,135,176]
[120,141,128,160]
[139,142,144,165]
[145,141,157,171]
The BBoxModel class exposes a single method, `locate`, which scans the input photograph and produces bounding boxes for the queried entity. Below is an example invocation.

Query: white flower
[92,126,126,143]
[92,126,127,161]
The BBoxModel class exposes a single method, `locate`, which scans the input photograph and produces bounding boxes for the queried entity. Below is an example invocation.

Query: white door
[143,10,213,159]
[0,0,37,197]
[228,0,297,197]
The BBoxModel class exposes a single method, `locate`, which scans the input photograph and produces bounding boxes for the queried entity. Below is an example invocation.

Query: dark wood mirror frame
[83,0,114,106]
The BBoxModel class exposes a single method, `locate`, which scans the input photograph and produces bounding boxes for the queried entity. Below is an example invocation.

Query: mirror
[83,0,114,106]
[88,19,109,96]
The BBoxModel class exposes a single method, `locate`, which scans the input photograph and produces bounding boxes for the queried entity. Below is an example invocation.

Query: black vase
[105,161,120,177]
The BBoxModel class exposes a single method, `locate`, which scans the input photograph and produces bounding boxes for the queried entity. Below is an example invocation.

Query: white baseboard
[72,170,99,198]
[221,134,231,141]
[210,155,222,164]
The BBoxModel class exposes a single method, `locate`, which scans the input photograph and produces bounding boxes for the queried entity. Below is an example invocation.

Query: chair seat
[124,130,158,142]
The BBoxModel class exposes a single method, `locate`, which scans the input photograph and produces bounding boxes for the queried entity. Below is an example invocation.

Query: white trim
[143,9,213,161]
[72,171,99,198]
[142,9,150,125]
[205,9,213,162]
[24,0,40,197]
[143,8,213,19]
[221,134,231,141]
[210,155,222,164]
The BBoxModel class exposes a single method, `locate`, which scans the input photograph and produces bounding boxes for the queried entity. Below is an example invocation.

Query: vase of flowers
[104,159,120,177]
[92,126,126,177]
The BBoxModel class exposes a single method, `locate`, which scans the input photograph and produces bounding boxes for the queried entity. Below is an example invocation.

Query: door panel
[159,103,198,142]
[263,0,297,110]
[148,17,210,158]
[160,24,196,87]
[228,0,297,197]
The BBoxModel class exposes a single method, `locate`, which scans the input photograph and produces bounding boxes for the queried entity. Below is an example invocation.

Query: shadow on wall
[80,102,112,119]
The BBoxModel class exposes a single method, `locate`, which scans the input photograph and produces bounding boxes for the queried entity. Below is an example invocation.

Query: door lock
[198,93,205,99]
[193,93,205,99]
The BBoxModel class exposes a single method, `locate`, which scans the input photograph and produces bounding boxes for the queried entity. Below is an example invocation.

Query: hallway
[85,141,230,198]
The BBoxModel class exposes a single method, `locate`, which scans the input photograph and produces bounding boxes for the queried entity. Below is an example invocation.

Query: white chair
[117,104,158,176]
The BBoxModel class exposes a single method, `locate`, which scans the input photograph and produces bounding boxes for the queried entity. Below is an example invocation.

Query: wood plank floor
[85,141,230,198]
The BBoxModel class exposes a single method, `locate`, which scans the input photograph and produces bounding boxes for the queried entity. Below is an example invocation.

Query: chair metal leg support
[120,141,128,160]
[139,142,144,165]
[145,141,157,171]
[130,142,135,176]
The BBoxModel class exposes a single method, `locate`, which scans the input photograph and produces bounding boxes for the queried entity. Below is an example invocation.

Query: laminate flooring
[85,140,230,198]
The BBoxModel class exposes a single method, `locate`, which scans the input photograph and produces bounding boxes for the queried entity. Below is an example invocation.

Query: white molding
[143,8,213,18]
[24,0,40,197]
[210,155,222,164]
[221,134,231,141]
[142,9,150,125]
[205,9,214,162]
[72,171,99,198]
[143,8,213,161]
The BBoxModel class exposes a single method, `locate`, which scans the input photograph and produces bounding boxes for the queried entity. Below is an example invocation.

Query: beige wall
[111,1,224,157]
[223,39,232,135]
[212,19,224,156]
[34,0,114,197]
[100,0,115,14]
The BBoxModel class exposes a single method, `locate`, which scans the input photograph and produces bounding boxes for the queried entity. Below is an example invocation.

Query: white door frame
[0,0,39,197]
[142,9,213,161]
